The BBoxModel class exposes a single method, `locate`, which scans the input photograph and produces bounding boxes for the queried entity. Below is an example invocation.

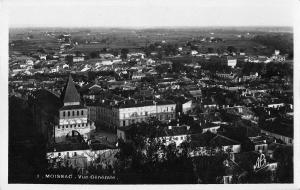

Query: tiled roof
[63,75,80,104]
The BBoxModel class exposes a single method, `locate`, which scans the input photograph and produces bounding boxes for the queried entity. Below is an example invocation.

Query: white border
[0,0,299,190]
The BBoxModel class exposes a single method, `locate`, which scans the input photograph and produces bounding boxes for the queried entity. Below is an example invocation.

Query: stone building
[54,75,95,143]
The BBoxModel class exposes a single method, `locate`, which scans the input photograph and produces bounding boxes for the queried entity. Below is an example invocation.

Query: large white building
[227,57,237,68]
[87,99,176,130]
[54,75,95,142]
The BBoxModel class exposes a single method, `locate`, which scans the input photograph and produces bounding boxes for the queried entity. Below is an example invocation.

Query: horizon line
[9,25,293,29]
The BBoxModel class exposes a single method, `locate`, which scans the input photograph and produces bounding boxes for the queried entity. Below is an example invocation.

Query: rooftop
[62,75,81,104]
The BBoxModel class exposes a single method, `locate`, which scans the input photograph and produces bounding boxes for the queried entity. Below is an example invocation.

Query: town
[9,27,293,184]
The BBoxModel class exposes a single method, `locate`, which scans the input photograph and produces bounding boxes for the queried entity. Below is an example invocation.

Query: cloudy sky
[4,0,294,28]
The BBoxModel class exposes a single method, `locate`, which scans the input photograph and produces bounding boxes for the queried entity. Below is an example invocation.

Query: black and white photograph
[0,0,299,189]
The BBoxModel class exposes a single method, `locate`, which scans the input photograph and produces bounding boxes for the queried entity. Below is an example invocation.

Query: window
[123,120,126,127]
[62,126,64,129]
[72,111,75,116]
[58,153,61,156]
[145,111,148,116]
[68,111,70,117]
[58,126,60,129]
[66,125,68,128]
[224,176,231,184]
[77,110,79,116]
[81,110,84,115]
[63,111,65,117]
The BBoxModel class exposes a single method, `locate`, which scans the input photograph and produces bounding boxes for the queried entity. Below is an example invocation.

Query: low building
[117,124,193,146]
[73,56,85,63]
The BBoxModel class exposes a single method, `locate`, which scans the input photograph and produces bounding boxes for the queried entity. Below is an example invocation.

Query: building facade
[87,100,176,130]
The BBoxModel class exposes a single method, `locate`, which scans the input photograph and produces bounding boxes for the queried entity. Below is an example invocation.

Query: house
[201,122,220,134]
[227,56,237,68]
[261,129,293,145]
[131,72,146,81]
[47,145,119,170]
[191,50,198,56]
[188,88,202,100]
[182,99,193,114]
[270,50,286,62]
[39,54,47,60]
[190,133,241,157]
[249,136,268,153]
[216,72,236,80]
[73,56,85,63]
[117,124,193,146]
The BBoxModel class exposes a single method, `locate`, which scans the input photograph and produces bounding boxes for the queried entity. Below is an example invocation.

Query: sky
[3,0,295,28]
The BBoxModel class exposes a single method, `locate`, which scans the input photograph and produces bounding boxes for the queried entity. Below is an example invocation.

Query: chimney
[187,126,190,130]
[168,126,172,130]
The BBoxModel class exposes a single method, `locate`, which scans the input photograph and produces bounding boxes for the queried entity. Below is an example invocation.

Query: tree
[120,48,129,60]
[75,51,82,57]
[207,47,214,53]
[90,51,99,59]
[273,146,293,183]
[227,46,237,53]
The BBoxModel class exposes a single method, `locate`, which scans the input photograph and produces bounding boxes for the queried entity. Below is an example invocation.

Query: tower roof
[63,75,80,104]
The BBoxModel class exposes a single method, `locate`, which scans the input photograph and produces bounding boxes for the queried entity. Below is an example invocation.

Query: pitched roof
[63,75,80,104]
[209,134,240,147]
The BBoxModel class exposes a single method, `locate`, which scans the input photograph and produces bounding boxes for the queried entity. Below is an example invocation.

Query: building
[182,99,193,114]
[190,133,242,157]
[201,122,220,134]
[131,72,146,81]
[260,129,293,145]
[227,57,237,68]
[47,146,118,170]
[87,99,176,130]
[117,124,192,146]
[54,75,95,143]
[271,50,286,62]
[73,56,85,63]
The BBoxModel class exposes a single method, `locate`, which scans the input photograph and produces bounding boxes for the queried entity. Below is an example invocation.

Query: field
[9,27,293,56]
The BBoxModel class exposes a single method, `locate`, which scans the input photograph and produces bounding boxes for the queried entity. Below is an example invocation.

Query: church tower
[54,75,95,143]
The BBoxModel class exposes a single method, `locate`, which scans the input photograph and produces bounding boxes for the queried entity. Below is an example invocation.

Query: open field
[9,27,293,56]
